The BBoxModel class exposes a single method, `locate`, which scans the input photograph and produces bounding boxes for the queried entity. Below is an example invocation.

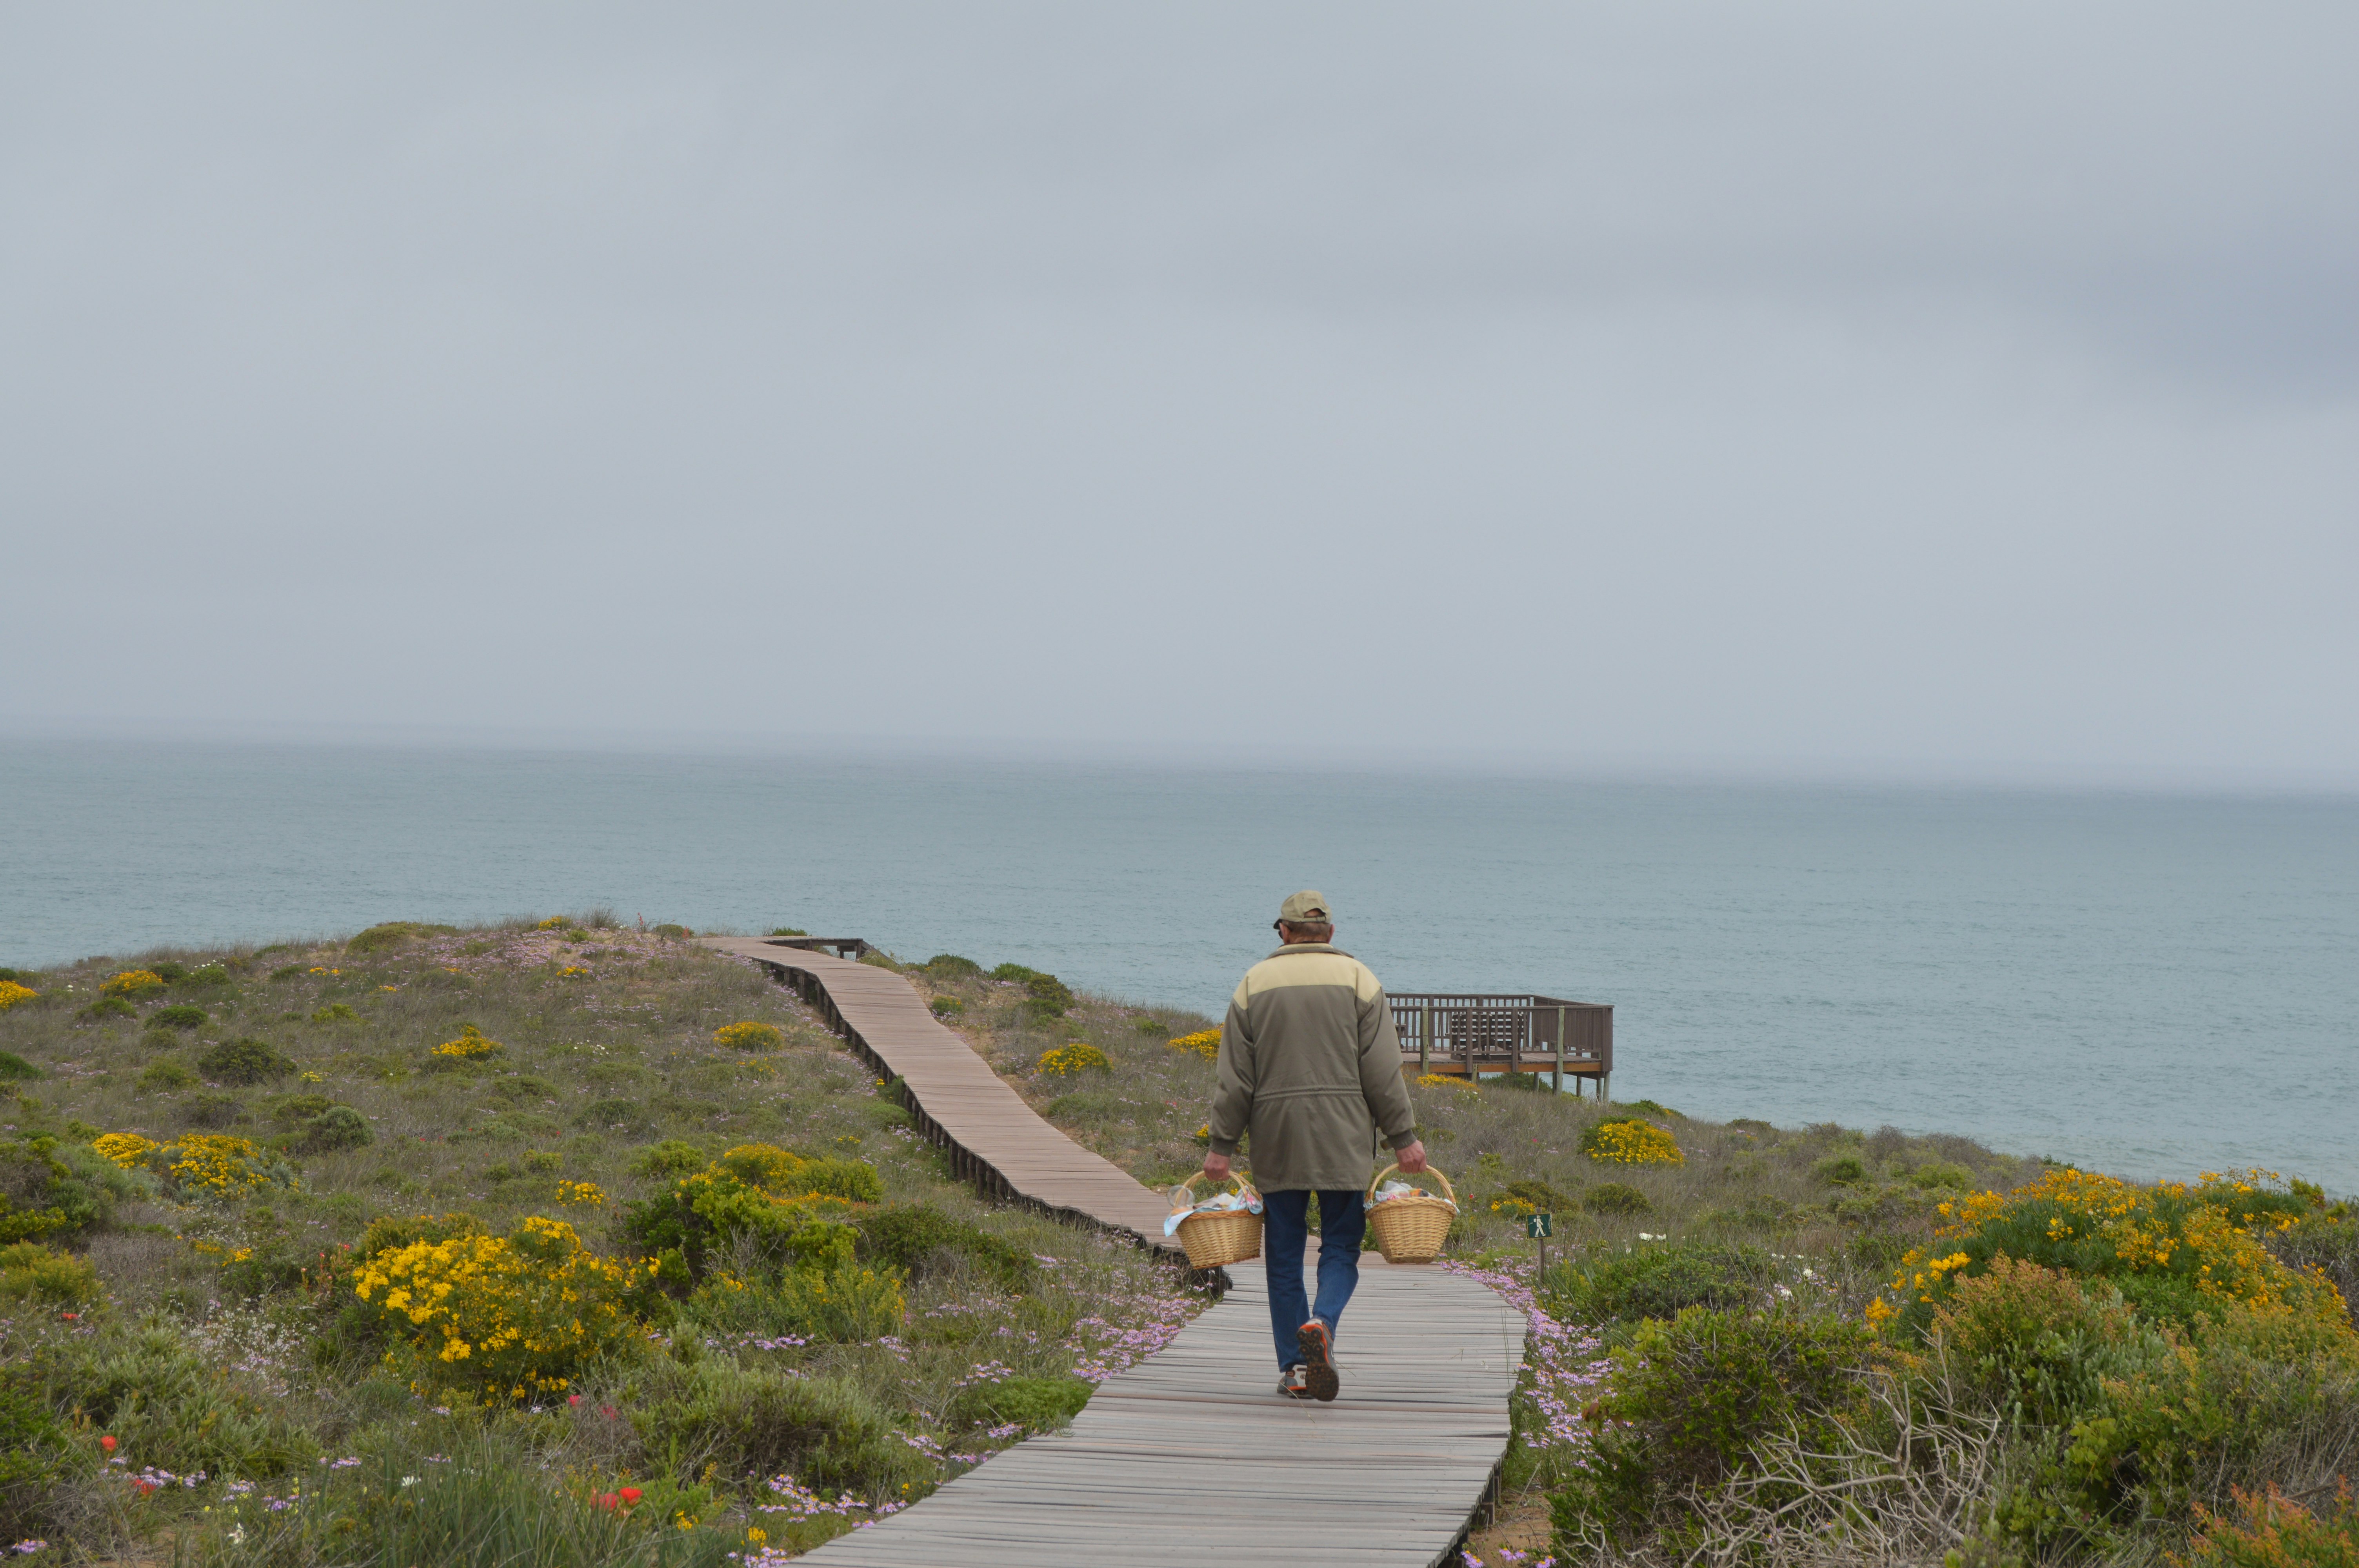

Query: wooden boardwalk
[700,937,1528,1567]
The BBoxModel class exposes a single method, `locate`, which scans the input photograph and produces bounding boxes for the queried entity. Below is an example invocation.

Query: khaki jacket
[1207,944,1419,1191]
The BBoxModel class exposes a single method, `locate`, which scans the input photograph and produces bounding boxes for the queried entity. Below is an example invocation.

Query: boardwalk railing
[1391,992,1612,1097]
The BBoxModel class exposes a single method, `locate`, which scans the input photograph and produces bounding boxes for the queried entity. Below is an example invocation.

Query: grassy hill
[2,927,2353,1566]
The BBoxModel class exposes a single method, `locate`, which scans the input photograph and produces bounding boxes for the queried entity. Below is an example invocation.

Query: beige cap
[1276,890,1332,925]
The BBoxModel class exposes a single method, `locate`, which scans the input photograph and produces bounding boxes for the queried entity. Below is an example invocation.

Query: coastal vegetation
[0,926,2349,1565]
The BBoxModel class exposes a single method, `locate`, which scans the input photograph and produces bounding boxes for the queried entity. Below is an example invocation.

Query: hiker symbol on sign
[1525,1212,1552,1238]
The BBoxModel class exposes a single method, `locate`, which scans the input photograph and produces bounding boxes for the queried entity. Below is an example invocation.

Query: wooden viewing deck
[699,937,1527,1567]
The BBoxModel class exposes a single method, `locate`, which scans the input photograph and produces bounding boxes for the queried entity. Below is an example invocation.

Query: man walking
[1203,891,1427,1402]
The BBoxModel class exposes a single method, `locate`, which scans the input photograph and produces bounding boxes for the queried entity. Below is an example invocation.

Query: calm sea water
[4,739,2354,1190]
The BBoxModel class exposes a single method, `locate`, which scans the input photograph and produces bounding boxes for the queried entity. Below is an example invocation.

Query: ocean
[4,738,2354,1190]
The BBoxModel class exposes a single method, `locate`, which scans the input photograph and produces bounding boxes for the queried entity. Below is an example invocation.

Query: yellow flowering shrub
[557,965,591,978]
[91,1132,158,1169]
[1416,1073,1478,1091]
[1581,1118,1685,1165]
[102,969,166,997]
[353,1215,645,1400]
[1037,1042,1109,1076]
[1167,1029,1220,1060]
[1875,1167,2343,1338]
[431,1025,501,1060]
[158,1134,299,1200]
[712,1020,784,1051]
[0,980,37,1010]
[555,1180,605,1207]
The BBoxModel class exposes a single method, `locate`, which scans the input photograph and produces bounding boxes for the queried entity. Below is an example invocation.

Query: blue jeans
[1260,1188,1367,1369]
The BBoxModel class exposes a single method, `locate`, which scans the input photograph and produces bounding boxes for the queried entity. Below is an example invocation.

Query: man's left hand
[1201,1150,1232,1183]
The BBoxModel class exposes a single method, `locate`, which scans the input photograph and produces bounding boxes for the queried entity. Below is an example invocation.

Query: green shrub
[268,964,305,981]
[1022,972,1074,1019]
[199,1036,296,1085]
[630,1140,708,1180]
[632,1360,928,1495]
[1545,1240,1774,1326]
[148,1004,207,1030]
[151,962,189,982]
[1909,1159,1976,1190]
[522,1149,564,1174]
[80,996,137,1021]
[929,996,965,1017]
[355,1210,488,1260]
[989,963,1036,983]
[621,1149,870,1285]
[345,921,457,954]
[269,1092,335,1125]
[0,1052,40,1082]
[687,1264,906,1342]
[22,1318,318,1479]
[0,1370,76,1549]
[576,1096,658,1134]
[181,964,232,987]
[854,1203,1034,1289]
[1135,1017,1166,1034]
[0,1241,103,1307]
[290,1105,373,1154]
[767,927,808,937]
[652,923,691,939]
[1812,1154,1868,1185]
[1552,1307,1882,1547]
[311,1003,360,1024]
[923,954,982,978]
[1617,1099,1681,1119]
[138,1057,194,1092]
[2270,1213,2359,1331]
[0,1139,148,1243]
[1585,1182,1651,1215]
[948,1374,1092,1432]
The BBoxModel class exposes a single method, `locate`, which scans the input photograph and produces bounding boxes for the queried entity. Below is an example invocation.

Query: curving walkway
[701,937,1527,1567]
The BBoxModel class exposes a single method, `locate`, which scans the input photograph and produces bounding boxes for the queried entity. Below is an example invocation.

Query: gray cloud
[4,2,2353,781]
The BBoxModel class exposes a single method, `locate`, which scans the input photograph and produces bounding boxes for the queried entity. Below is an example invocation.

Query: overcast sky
[4,3,2352,785]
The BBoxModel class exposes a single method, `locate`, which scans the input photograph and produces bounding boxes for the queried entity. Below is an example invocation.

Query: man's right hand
[1395,1139,1428,1175]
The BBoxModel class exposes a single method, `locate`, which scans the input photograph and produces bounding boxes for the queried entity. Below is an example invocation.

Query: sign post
[1526,1210,1553,1274]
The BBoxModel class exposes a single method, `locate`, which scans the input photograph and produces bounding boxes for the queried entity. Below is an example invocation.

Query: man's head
[1274,889,1333,945]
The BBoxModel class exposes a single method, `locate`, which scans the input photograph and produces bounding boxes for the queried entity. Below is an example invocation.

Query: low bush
[853,1202,1034,1289]
[431,1024,501,1060]
[147,1003,208,1030]
[156,1133,298,1201]
[0,1051,40,1082]
[621,1145,877,1285]
[576,1097,658,1134]
[311,1002,361,1023]
[101,969,167,997]
[1167,1029,1220,1060]
[929,996,965,1017]
[632,1360,928,1496]
[0,1138,151,1242]
[352,1214,646,1401]
[1910,1158,1977,1190]
[947,1374,1092,1432]
[1036,1042,1108,1076]
[1552,1307,1883,1547]
[629,1140,708,1180]
[289,1104,373,1154]
[180,963,232,987]
[269,1092,335,1124]
[1581,1119,1685,1166]
[139,1051,194,1089]
[91,1131,158,1168]
[687,1263,907,1342]
[2270,1211,2359,1330]
[923,954,983,978]
[651,923,691,939]
[345,921,458,954]
[713,1020,784,1052]
[2190,1481,2359,1567]
[80,996,137,1021]
[20,1317,318,1479]
[0,981,39,1011]
[0,1241,103,1307]
[198,1036,296,1085]
[0,1370,75,1549]
[1545,1240,1775,1326]
[1021,972,1074,1021]
[988,963,1036,983]
[179,1090,249,1127]
[1813,1153,1868,1185]
[1585,1182,1652,1215]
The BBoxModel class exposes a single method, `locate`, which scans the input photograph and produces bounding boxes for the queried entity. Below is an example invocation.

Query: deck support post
[1554,1005,1566,1094]
[1420,1004,1432,1076]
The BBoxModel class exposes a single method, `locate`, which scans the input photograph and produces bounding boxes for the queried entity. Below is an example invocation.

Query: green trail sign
[1525,1212,1553,1238]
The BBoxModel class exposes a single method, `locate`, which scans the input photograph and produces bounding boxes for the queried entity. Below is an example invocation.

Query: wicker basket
[1170,1173,1264,1269]
[1365,1163,1457,1264]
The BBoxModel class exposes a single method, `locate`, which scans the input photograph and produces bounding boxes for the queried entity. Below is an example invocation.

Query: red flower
[100,1436,117,1455]
[136,1480,158,1497]
[60,1311,78,1321]
[599,1492,620,1510]
[568,1394,583,1407]
[618,1487,642,1506]
[600,1405,618,1421]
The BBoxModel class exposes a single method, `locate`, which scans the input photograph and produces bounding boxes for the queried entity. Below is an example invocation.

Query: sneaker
[1277,1363,1313,1399]
[1296,1320,1339,1403]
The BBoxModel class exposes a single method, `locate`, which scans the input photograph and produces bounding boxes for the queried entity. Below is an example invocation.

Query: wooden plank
[694,937,1525,1567]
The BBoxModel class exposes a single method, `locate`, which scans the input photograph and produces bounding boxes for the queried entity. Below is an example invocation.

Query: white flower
[400,1476,420,1489]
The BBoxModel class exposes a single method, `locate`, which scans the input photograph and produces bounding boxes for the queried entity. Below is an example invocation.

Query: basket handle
[1367,1162,1455,1205]
[1170,1170,1255,1211]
